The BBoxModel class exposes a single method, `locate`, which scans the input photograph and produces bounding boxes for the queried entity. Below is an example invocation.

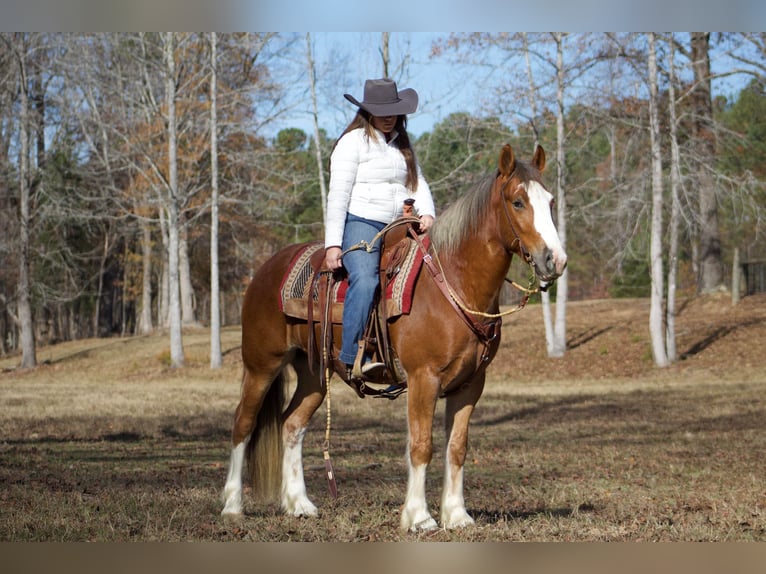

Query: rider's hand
[325,246,343,271]
[419,215,434,233]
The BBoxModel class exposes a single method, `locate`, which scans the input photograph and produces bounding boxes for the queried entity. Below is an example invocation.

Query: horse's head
[496,144,567,287]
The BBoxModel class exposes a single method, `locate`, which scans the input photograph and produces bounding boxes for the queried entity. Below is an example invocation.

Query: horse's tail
[245,369,286,503]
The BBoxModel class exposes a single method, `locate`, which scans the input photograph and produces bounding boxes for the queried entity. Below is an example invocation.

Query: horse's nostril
[546,250,554,272]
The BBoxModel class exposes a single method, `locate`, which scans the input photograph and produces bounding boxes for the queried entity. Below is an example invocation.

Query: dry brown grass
[1,295,765,541]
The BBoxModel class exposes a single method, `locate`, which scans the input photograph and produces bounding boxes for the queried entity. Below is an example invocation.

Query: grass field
[1,293,765,541]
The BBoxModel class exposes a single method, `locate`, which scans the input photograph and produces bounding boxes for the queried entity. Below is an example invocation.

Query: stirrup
[370,382,408,400]
[351,340,386,382]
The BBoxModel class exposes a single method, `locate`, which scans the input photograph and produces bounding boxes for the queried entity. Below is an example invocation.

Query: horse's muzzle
[535,247,567,283]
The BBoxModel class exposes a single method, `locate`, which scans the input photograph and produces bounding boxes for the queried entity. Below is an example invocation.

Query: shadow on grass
[471,502,597,524]
[680,317,763,359]
[40,336,153,365]
[567,326,613,350]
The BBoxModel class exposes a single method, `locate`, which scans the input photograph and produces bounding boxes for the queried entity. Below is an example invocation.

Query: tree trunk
[16,38,37,369]
[209,31,222,369]
[306,33,328,229]
[159,209,169,328]
[521,32,557,355]
[138,220,154,335]
[551,32,568,358]
[666,35,681,363]
[93,230,109,337]
[691,32,724,293]
[179,220,197,325]
[381,32,390,78]
[647,33,669,368]
[164,32,184,368]
[732,248,741,305]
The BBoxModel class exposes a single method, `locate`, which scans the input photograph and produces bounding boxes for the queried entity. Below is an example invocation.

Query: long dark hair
[331,109,419,192]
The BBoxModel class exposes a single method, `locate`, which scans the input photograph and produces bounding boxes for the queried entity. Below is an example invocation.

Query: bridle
[498,172,533,265]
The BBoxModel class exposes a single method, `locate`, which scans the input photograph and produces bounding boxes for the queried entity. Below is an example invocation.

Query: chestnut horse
[221,144,567,531]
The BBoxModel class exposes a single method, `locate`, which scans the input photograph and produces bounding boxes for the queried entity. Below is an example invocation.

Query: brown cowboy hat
[344,78,418,116]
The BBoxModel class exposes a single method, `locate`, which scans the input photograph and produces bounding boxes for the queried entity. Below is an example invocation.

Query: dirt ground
[1,292,764,542]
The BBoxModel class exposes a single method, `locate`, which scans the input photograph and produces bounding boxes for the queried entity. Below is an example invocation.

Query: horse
[221,143,567,531]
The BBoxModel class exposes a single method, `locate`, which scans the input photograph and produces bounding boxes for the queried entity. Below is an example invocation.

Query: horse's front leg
[401,371,440,531]
[441,374,485,529]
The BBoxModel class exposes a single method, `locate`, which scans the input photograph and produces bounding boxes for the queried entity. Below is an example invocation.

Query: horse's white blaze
[280,427,318,517]
[221,441,247,515]
[401,456,438,531]
[526,181,567,272]
[441,455,474,529]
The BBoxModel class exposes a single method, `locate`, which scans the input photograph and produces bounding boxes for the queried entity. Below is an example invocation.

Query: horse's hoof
[221,506,242,518]
[221,510,244,521]
[283,498,318,518]
[406,516,439,532]
[221,500,243,516]
[442,513,475,529]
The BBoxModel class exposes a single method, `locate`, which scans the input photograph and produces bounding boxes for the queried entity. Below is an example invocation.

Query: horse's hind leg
[222,440,247,515]
[440,374,485,529]
[280,351,325,517]
[221,362,283,516]
[221,370,257,516]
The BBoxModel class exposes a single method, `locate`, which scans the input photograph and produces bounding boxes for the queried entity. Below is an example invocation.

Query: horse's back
[245,241,317,298]
[241,242,318,353]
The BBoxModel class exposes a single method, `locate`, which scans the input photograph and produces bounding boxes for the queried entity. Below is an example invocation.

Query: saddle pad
[279,238,426,322]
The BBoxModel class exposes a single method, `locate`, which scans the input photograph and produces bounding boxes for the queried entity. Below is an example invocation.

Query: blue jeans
[339,214,386,365]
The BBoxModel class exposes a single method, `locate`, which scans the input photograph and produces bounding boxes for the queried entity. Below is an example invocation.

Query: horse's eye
[512,200,524,210]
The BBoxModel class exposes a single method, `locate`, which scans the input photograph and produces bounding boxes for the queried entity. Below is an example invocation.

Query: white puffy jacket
[325,127,435,248]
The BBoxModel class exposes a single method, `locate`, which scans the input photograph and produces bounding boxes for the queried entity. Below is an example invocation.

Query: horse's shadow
[470,502,595,524]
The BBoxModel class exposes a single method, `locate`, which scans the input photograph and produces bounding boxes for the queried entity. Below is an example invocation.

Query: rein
[341,216,422,257]
[411,173,543,324]
[318,188,542,496]
[426,241,539,320]
[410,226,537,346]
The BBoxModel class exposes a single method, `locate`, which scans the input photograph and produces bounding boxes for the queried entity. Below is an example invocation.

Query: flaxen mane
[430,161,541,257]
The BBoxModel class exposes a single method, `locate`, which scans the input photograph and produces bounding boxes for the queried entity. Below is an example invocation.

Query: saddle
[279,217,426,399]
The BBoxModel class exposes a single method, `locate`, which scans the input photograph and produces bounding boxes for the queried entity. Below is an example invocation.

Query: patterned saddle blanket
[279,235,426,323]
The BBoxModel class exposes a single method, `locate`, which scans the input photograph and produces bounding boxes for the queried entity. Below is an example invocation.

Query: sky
[3,0,765,35]
[281,33,483,139]
[2,0,764,139]
[276,31,759,143]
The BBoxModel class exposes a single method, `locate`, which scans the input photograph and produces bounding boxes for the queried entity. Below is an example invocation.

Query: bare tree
[138,220,153,335]
[381,32,390,78]
[550,32,569,358]
[690,33,724,293]
[521,33,557,355]
[5,34,37,368]
[665,33,682,363]
[163,32,185,368]
[209,31,222,369]
[647,33,670,368]
[305,33,328,229]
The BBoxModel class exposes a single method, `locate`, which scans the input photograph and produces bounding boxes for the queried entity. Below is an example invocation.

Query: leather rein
[407,173,544,363]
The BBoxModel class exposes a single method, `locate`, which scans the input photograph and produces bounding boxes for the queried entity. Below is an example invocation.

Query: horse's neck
[437,222,512,312]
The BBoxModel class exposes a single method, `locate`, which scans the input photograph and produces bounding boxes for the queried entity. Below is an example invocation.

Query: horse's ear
[498,144,515,177]
[532,145,546,172]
